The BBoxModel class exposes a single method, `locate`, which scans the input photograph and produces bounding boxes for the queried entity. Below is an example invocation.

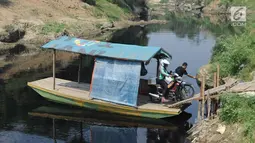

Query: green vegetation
[219,93,255,143]
[92,0,130,21]
[39,0,134,35]
[211,31,255,80]
[160,0,169,3]
[41,22,66,35]
[209,0,255,81]
[208,1,255,142]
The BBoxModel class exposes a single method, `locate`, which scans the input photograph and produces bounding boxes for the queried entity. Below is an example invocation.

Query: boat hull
[31,87,178,119]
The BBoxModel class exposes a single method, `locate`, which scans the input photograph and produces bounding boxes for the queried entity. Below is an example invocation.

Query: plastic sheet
[90,57,141,107]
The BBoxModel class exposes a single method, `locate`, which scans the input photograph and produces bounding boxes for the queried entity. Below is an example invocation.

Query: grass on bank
[160,0,169,3]
[209,0,255,81]
[41,22,66,35]
[219,93,255,143]
[211,31,255,81]
[38,0,131,35]
[92,0,130,21]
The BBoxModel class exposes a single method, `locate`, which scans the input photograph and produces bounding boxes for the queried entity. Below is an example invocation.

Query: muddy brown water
[0,16,220,142]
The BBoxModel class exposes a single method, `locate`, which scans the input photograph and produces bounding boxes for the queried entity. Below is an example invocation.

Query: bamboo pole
[197,99,201,121]
[201,76,205,120]
[78,55,82,83]
[53,49,56,90]
[198,75,205,122]
[212,72,217,118]
[217,64,220,87]
[215,65,220,116]
[207,91,211,119]
[213,72,217,88]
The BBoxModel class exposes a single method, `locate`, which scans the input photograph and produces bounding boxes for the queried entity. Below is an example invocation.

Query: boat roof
[41,36,171,62]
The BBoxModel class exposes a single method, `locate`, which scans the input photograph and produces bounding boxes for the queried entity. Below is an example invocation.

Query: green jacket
[159,65,170,80]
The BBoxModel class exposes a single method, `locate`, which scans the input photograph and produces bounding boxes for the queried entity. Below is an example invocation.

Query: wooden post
[216,64,220,87]
[215,64,220,115]
[78,55,82,83]
[212,72,217,117]
[197,99,201,121]
[201,76,205,120]
[207,91,211,119]
[213,72,217,88]
[198,75,205,122]
[53,49,56,90]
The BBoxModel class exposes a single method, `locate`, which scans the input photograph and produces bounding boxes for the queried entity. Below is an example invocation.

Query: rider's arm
[160,66,170,77]
[184,70,196,79]
[187,74,196,79]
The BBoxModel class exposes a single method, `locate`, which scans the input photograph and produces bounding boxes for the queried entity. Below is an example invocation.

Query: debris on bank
[187,117,242,143]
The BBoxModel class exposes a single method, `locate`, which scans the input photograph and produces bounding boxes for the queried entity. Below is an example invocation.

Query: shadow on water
[0,12,242,142]
[109,26,149,46]
[27,104,193,143]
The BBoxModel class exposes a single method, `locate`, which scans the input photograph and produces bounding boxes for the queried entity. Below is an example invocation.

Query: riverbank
[187,116,243,143]
[188,93,255,143]
[0,0,169,80]
[203,0,255,81]
[184,0,255,141]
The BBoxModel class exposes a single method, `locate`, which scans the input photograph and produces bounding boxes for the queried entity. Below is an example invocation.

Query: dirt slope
[0,0,167,80]
[0,0,108,27]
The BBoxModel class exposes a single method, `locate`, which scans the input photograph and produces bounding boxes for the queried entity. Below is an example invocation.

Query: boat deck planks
[29,77,180,112]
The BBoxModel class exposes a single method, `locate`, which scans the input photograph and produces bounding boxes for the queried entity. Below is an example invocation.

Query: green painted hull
[32,88,177,119]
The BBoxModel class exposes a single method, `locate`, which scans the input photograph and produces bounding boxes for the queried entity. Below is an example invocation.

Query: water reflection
[26,105,192,143]
[109,26,149,46]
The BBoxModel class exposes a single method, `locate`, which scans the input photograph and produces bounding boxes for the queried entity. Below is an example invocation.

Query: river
[0,16,217,143]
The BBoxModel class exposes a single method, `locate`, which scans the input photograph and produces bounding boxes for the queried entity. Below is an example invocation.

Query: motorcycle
[148,72,195,103]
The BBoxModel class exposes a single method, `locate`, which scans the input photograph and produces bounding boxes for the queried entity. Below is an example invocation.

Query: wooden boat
[27,36,189,119]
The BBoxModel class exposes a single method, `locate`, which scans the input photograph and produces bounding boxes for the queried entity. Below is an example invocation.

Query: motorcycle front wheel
[179,84,195,100]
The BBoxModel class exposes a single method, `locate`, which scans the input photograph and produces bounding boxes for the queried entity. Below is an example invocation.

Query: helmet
[160,59,170,66]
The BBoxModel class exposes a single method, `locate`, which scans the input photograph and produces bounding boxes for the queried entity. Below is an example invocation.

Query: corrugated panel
[90,57,141,107]
[42,36,162,61]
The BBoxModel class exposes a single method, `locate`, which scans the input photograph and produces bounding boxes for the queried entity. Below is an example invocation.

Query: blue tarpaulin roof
[41,36,170,62]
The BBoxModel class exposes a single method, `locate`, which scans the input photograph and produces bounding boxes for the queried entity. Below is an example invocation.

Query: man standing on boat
[175,62,197,79]
[158,59,173,103]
